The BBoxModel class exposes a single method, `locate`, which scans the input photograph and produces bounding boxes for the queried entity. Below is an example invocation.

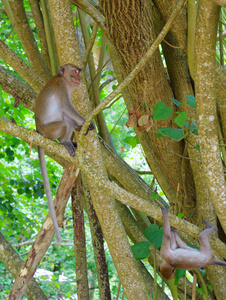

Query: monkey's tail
[211,259,226,266]
[38,146,62,243]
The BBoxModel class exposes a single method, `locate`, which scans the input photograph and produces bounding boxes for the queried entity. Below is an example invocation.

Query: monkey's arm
[63,104,95,134]
[63,102,86,125]
[161,208,171,250]
[171,228,196,250]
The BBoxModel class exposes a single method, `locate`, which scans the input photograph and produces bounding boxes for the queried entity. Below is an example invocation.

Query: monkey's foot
[203,220,217,231]
[74,125,82,132]
[61,141,76,157]
[161,207,168,214]
[171,227,178,233]
[85,122,95,135]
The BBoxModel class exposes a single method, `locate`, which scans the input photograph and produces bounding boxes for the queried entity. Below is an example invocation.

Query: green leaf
[131,241,151,260]
[174,269,186,285]
[123,136,140,148]
[151,192,158,200]
[177,212,185,218]
[174,112,187,127]
[144,224,163,249]
[207,284,213,292]
[197,287,204,294]
[172,98,183,106]
[153,102,173,120]
[196,145,201,153]
[5,147,14,157]
[17,188,24,195]
[192,128,198,135]
[184,122,198,135]
[185,94,196,108]
[157,127,185,141]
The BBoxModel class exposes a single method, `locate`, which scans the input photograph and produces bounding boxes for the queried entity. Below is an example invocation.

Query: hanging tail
[38,146,62,243]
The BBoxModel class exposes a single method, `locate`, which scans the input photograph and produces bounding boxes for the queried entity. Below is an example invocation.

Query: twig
[110,107,126,135]
[82,22,98,69]
[88,58,111,93]
[135,170,153,175]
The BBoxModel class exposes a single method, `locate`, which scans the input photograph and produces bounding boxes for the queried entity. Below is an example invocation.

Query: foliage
[0,1,226,299]
[131,223,163,260]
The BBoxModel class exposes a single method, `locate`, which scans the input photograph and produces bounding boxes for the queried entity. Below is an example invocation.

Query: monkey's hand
[171,227,178,233]
[85,122,95,135]
[74,125,82,132]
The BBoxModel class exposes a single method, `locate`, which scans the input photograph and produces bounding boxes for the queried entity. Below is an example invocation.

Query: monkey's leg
[199,224,217,256]
[170,229,177,250]
[40,121,76,156]
[172,228,196,250]
[161,208,171,250]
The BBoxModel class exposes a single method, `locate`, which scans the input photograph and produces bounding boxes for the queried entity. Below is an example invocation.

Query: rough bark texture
[1,0,226,298]
[6,162,79,300]
[47,0,149,299]
[71,176,90,300]
[0,233,47,300]
[100,0,195,213]
[82,174,111,300]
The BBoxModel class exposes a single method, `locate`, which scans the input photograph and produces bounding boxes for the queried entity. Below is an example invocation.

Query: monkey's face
[70,68,81,86]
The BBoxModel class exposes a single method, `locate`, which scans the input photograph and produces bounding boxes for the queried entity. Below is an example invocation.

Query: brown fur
[35,64,94,242]
[160,208,226,279]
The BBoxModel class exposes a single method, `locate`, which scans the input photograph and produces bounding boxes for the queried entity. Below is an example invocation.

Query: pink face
[70,68,81,86]
[59,65,82,87]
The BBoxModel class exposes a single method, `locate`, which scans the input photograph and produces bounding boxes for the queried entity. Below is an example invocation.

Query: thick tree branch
[6,155,79,300]
[0,66,37,111]
[47,0,149,298]
[6,0,50,80]
[1,116,226,260]
[0,233,47,300]
[195,0,226,233]
[0,42,44,93]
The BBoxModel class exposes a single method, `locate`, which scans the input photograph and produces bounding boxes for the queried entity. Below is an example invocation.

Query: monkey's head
[59,63,82,87]
[159,262,175,280]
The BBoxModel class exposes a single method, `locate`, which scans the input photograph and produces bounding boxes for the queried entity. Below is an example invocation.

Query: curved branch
[0,66,38,110]
[0,42,44,93]
[7,0,50,80]
[70,0,111,41]
[0,233,47,300]
[1,116,226,260]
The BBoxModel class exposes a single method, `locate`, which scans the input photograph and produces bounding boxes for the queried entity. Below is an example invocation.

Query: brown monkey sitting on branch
[160,207,226,279]
[35,63,95,242]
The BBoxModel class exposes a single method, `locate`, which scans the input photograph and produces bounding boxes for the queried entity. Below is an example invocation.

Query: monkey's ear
[59,66,65,75]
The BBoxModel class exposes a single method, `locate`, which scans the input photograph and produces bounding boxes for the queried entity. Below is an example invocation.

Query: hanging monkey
[35,63,95,242]
[160,207,226,279]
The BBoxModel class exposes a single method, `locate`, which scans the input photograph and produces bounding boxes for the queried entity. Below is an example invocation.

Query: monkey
[159,207,226,279]
[35,63,95,242]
